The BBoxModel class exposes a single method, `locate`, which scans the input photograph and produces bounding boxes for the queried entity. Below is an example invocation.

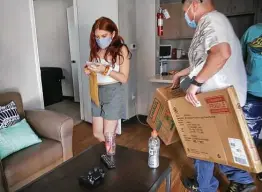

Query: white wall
[0,0,44,110]
[34,0,74,97]
[118,0,137,119]
[136,0,158,115]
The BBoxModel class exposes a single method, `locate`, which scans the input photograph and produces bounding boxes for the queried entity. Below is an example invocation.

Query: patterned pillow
[0,101,20,129]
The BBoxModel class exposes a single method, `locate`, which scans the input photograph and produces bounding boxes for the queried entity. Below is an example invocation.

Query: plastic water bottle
[148,130,160,168]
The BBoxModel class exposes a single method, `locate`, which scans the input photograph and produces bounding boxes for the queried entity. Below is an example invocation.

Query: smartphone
[84,61,92,67]
[85,61,101,65]
[85,61,101,69]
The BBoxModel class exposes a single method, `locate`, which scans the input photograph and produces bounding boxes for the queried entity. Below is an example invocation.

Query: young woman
[84,17,131,142]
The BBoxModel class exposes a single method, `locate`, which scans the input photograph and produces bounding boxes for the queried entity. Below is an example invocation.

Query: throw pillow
[0,101,20,129]
[0,119,42,159]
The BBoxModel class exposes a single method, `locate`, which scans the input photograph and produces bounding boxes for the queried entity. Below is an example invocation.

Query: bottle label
[148,146,159,168]
[149,148,158,156]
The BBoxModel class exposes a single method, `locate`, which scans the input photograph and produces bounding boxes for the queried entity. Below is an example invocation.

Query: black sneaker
[257,172,262,182]
[181,177,200,192]
[226,181,256,192]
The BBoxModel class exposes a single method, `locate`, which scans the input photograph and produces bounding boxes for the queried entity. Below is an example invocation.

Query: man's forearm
[177,67,190,78]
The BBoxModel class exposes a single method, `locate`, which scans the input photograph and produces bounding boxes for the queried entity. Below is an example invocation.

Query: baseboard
[62,96,74,101]
[122,115,148,125]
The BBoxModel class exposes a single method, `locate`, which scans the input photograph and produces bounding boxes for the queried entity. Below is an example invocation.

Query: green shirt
[241,23,262,97]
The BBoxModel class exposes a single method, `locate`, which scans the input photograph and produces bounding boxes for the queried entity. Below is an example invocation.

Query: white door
[67,6,80,102]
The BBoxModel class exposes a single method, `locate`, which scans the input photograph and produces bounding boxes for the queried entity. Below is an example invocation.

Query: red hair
[89,17,131,67]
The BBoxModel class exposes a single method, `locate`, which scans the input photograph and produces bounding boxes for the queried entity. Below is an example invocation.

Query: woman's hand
[84,65,91,75]
[88,64,106,74]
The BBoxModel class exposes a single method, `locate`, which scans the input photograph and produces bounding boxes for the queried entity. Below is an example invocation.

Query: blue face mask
[185,4,197,29]
[96,37,112,49]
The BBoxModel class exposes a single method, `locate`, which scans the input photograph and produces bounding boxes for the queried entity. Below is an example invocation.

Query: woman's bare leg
[92,117,105,142]
[103,119,118,135]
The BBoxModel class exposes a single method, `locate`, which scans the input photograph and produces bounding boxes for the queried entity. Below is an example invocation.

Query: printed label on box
[205,95,230,114]
[163,109,175,131]
[229,138,250,167]
[149,98,162,122]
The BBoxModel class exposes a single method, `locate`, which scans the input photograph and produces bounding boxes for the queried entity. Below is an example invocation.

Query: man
[241,23,262,181]
[172,0,256,191]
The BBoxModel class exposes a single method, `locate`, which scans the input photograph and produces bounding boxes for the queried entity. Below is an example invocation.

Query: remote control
[100,154,116,169]
[78,167,105,188]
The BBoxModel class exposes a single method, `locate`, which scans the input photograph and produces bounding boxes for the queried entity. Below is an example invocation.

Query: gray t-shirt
[187,11,247,106]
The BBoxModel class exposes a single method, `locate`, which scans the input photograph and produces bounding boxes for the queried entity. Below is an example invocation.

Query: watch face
[190,76,196,83]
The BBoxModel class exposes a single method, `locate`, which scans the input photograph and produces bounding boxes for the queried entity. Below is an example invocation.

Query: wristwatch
[191,76,203,87]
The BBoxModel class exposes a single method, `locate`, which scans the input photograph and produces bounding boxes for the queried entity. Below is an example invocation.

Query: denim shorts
[91,82,124,120]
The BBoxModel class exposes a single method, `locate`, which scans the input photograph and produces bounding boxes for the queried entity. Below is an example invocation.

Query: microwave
[159,45,172,59]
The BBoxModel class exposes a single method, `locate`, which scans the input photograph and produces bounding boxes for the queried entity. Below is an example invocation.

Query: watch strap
[191,77,203,87]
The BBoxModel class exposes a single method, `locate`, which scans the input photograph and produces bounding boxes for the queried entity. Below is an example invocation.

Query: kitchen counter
[149,74,173,84]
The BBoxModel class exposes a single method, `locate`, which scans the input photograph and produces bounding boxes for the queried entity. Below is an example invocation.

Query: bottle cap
[151,130,158,138]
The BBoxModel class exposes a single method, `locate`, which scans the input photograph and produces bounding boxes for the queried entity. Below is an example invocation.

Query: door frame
[73,0,84,120]
[31,0,84,120]
[30,0,45,109]
[67,6,80,103]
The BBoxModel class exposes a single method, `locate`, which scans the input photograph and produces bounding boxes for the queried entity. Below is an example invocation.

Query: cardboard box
[147,87,185,145]
[168,86,262,173]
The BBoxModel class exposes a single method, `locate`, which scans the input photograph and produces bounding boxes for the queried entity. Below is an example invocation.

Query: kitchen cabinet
[161,3,181,40]
[213,0,232,15]
[228,15,255,38]
[230,0,254,15]
[213,0,254,16]
[161,3,194,40]
[257,0,262,22]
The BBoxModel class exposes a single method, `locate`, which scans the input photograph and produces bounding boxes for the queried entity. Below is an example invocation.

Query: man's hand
[171,73,180,89]
[185,84,200,107]
[170,67,190,89]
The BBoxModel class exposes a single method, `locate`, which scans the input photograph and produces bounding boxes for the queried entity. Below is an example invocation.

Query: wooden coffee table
[18,143,172,192]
